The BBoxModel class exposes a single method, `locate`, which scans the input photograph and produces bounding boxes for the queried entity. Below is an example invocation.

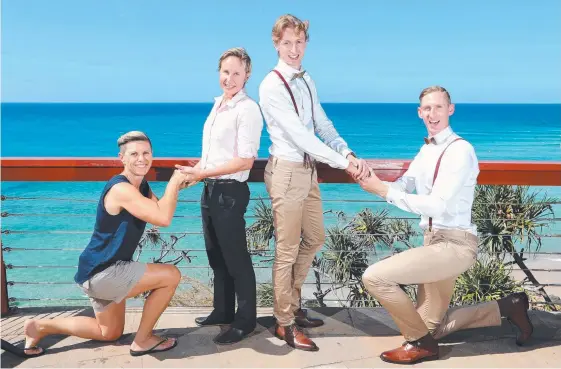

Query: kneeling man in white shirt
[358,86,533,365]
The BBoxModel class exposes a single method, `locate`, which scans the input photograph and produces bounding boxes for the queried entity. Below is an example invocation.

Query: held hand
[174,164,204,183]
[358,169,388,198]
[345,162,360,180]
[348,156,370,180]
[170,169,190,187]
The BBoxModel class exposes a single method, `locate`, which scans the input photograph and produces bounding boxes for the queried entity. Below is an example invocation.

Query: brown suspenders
[428,137,465,231]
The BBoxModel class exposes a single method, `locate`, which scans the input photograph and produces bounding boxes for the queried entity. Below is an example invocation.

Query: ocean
[1,102,560,307]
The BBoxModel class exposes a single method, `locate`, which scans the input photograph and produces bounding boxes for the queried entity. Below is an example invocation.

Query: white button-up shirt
[258,59,352,169]
[199,89,263,182]
[385,127,480,234]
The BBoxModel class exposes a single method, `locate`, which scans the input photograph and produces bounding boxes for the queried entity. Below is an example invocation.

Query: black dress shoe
[195,316,233,327]
[213,327,251,345]
[294,308,324,328]
[497,292,534,346]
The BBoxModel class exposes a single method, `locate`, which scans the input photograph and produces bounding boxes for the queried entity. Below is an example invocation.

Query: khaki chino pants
[362,229,502,341]
[264,156,325,326]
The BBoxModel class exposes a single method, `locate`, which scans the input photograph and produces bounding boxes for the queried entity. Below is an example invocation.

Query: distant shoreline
[2,102,561,105]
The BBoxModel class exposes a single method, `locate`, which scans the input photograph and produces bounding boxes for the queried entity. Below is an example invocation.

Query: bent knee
[166,265,181,286]
[100,326,124,341]
[362,264,391,289]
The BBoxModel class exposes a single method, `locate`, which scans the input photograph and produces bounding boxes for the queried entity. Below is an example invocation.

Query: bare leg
[124,263,181,352]
[24,299,126,353]
[24,263,181,353]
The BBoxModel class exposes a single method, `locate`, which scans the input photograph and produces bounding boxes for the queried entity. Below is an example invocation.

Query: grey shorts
[79,260,146,313]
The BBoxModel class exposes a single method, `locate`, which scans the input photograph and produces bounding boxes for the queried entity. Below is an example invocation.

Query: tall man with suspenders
[258,14,369,351]
[358,86,534,364]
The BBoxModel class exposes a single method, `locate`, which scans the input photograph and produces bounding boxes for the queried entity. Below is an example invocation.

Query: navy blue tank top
[74,175,151,284]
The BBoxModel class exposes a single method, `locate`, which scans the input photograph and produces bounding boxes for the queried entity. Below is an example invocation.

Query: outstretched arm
[359,145,475,218]
[108,170,187,227]
[260,83,350,170]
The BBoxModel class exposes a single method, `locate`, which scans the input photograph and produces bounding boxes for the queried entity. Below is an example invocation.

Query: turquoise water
[1,103,560,306]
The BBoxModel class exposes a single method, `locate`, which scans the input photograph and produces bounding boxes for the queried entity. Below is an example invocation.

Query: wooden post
[1,242,9,316]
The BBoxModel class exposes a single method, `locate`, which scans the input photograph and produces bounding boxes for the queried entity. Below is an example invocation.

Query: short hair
[218,47,252,76]
[419,86,452,105]
[117,131,152,152]
[272,14,309,44]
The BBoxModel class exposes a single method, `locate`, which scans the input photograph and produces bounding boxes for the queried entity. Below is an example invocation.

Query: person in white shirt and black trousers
[176,47,263,345]
[259,14,370,352]
[358,86,533,365]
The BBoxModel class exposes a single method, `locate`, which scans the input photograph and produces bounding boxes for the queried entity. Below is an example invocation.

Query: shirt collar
[274,58,305,78]
[214,88,247,110]
[431,126,454,145]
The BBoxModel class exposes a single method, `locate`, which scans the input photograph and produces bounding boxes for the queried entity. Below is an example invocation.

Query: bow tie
[424,137,437,145]
[291,70,306,80]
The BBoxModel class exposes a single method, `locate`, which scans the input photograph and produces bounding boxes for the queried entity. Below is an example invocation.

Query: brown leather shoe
[498,292,534,346]
[380,334,439,365]
[294,308,324,328]
[274,324,319,351]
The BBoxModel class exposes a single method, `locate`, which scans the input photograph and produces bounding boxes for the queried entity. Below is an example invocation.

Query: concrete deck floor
[1,306,560,368]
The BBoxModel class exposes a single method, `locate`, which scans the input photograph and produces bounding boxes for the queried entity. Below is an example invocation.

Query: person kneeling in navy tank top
[22,131,189,357]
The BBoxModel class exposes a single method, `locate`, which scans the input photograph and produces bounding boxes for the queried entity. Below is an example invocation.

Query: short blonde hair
[117,131,152,152]
[272,14,309,44]
[218,47,252,76]
[419,86,452,105]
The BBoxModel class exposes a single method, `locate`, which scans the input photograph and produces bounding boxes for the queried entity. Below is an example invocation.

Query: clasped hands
[171,165,203,189]
[345,154,389,198]
[172,157,389,198]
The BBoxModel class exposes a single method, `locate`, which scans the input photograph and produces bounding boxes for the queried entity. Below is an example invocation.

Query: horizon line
[2,101,561,105]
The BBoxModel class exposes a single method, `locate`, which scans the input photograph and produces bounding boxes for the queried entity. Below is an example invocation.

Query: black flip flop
[1,339,46,358]
[129,337,178,357]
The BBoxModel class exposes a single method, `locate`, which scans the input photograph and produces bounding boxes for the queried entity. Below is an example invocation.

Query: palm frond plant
[472,185,558,310]
[452,255,523,306]
[385,217,419,251]
[136,226,192,265]
[318,209,420,307]
[319,223,375,306]
[134,226,196,303]
[257,283,274,307]
[246,197,275,253]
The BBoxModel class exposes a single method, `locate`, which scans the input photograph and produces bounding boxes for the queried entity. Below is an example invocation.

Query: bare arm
[107,171,186,227]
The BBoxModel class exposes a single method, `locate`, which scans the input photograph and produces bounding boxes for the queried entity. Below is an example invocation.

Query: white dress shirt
[258,59,352,169]
[199,89,264,182]
[385,127,480,234]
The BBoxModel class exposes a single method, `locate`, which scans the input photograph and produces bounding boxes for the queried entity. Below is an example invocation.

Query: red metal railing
[2,158,561,185]
[1,158,561,315]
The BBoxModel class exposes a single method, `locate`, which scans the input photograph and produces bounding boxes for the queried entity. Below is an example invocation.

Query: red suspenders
[271,69,316,169]
[429,137,465,231]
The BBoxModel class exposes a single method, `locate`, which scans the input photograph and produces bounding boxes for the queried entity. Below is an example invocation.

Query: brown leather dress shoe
[380,334,439,365]
[294,308,324,328]
[275,324,319,351]
[497,292,534,346]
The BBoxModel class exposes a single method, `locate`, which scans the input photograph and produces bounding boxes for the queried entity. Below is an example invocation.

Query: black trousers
[201,179,256,332]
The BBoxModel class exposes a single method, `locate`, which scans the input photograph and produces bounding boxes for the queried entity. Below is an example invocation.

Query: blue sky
[2,0,560,103]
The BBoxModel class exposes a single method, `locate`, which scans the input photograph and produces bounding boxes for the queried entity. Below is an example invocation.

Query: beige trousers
[264,156,325,326]
[362,229,502,341]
